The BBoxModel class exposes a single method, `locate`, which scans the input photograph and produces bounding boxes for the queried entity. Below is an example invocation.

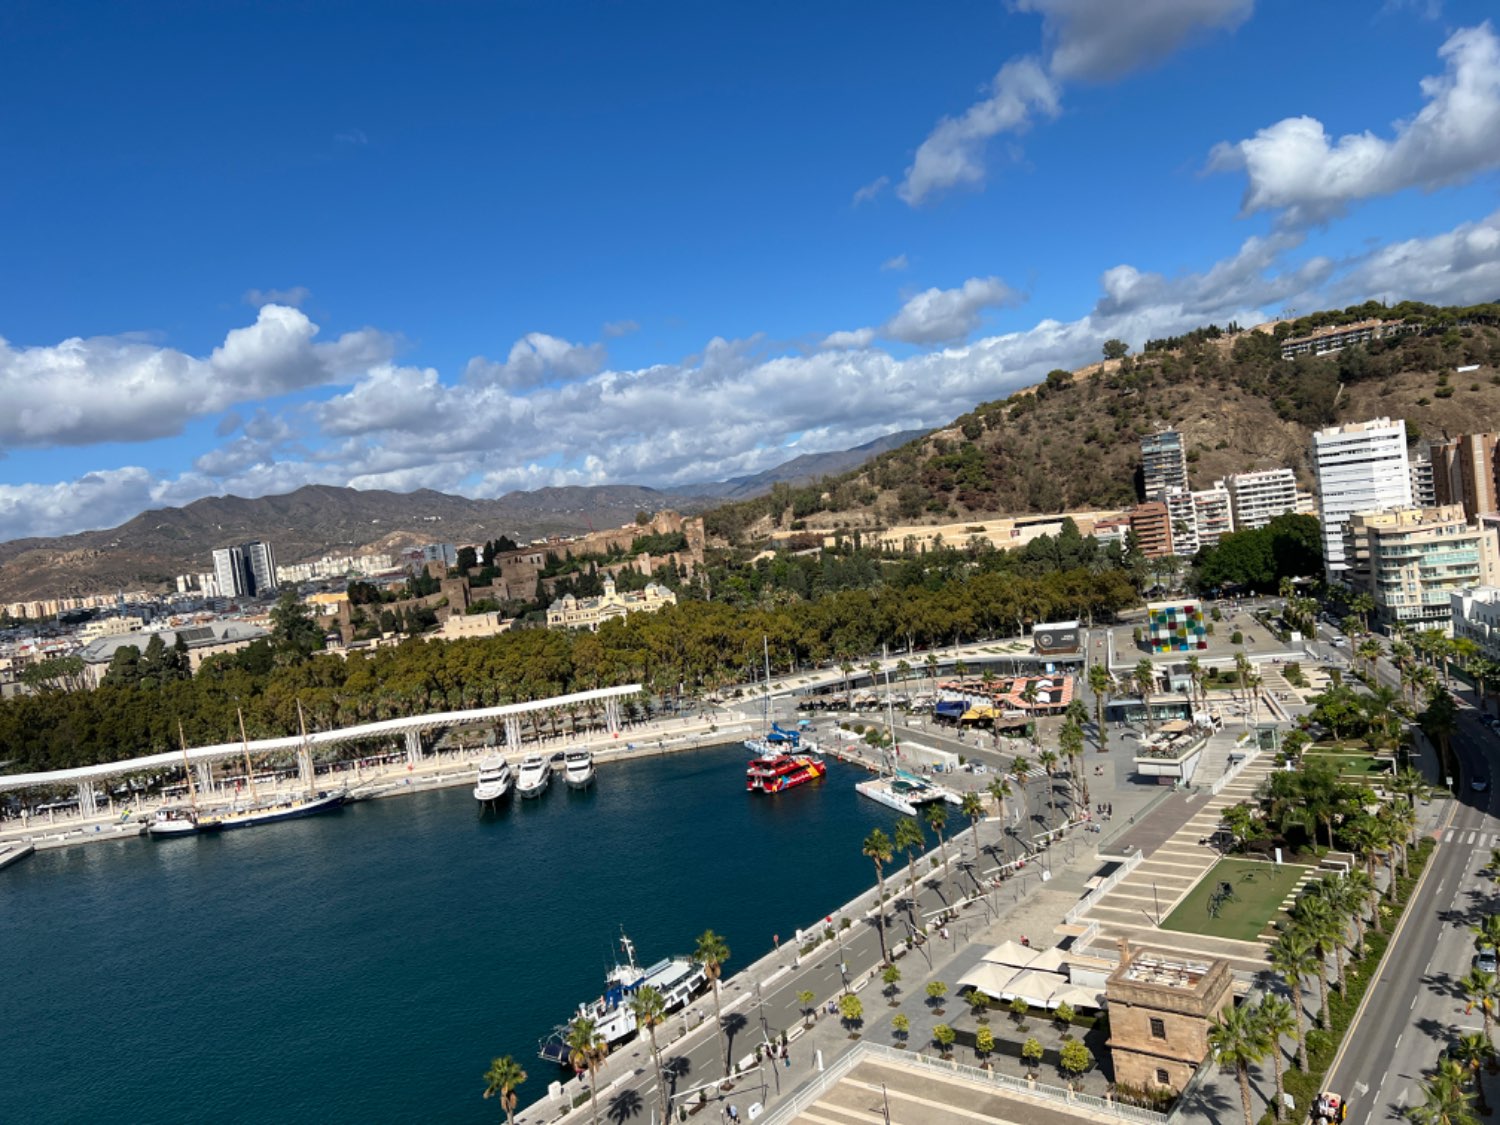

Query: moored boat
[516,755,551,799]
[147,806,209,837]
[211,789,347,829]
[746,752,827,794]
[538,934,706,1065]
[473,755,513,802]
[563,750,595,789]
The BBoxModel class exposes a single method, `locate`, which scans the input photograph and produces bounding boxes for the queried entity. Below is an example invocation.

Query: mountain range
[0,429,925,603]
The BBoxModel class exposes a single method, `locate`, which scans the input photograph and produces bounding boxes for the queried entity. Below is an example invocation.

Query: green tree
[797,988,816,1027]
[481,1055,527,1125]
[893,816,926,929]
[881,964,902,1006]
[1207,1002,1273,1125]
[1269,929,1317,1071]
[1411,1066,1480,1125]
[1021,1036,1043,1076]
[891,1012,910,1047]
[932,1023,956,1058]
[1010,996,1029,1026]
[270,589,324,663]
[1058,1038,1093,1085]
[974,1024,995,1064]
[967,988,991,1023]
[627,985,670,1123]
[838,992,864,1036]
[565,1016,607,1125]
[863,827,894,965]
[1461,968,1500,1046]
[693,929,732,1076]
[1102,338,1129,361]
[925,802,952,893]
[925,980,947,1014]
[1453,1031,1494,1115]
[1088,663,1113,751]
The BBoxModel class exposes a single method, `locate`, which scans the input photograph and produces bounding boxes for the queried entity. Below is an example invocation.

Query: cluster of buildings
[1103,429,1314,561]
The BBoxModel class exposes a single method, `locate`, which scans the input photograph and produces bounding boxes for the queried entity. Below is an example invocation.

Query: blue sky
[3,0,1500,542]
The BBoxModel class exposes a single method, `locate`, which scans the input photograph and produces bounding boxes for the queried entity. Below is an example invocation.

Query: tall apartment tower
[212,546,246,598]
[1311,417,1412,579]
[1409,456,1437,508]
[243,541,278,596]
[1140,429,1188,500]
[1456,433,1500,522]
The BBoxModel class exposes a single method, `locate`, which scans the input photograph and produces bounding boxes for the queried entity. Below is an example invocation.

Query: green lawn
[1303,751,1393,778]
[1159,858,1310,942]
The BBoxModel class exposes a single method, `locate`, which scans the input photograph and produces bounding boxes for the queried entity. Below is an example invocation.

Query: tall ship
[473,755,513,803]
[563,750,595,790]
[515,755,551,799]
[212,704,348,830]
[538,934,706,1065]
[746,750,827,794]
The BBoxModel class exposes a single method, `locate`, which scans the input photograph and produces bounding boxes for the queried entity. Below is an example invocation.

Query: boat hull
[146,820,201,838]
[212,791,347,830]
[746,755,827,794]
[564,769,594,790]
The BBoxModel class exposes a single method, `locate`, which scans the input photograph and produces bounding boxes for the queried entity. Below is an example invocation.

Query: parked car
[1476,949,1498,974]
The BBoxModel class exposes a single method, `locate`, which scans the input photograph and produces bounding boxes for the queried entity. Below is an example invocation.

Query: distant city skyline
[2,2,1500,540]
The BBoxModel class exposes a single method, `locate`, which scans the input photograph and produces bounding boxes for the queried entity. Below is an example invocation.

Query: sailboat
[743,637,827,793]
[148,721,222,837]
[211,704,347,830]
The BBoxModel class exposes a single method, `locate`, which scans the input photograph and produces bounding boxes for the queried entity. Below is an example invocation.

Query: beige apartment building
[1430,433,1500,522]
[1342,504,1499,634]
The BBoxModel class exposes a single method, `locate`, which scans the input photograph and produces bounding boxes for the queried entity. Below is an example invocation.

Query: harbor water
[1,744,904,1123]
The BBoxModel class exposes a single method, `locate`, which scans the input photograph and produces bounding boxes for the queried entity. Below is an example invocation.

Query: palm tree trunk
[874,865,890,964]
[906,855,919,929]
[711,977,728,1076]
[648,1027,668,1122]
[1317,955,1331,1029]
[1237,1064,1254,1125]
[1292,990,1307,1071]
[1272,1048,1286,1122]
[587,1064,601,1125]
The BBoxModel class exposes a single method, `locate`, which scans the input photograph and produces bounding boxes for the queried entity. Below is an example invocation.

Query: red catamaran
[746,751,827,793]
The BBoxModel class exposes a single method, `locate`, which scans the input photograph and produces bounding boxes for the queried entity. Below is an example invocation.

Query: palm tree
[925,802,951,894]
[1060,718,1088,809]
[1234,651,1253,727]
[1453,1030,1495,1114]
[986,776,1012,858]
[1010,755,1032,837]
[693,929,732,1077]
[960,791,985,886]
[863,828,894,964]
[1207,1002,1272,1125]
[893,816,926,928]
[1461,967,1500,1046]
[924,652,939,692]
[1268,929,1318,1071]
[1087,663,1113,751]
[627,986,671,1122]
[1036,748,1059,828]
[565,1016,608,1125]
[482,1055,527,1125]
[1293,890,1348,998]
[1134,659,1156,732]
[1256,994,1297,1120]
[1412,1063,1480,1125]
[1185,654,1203,711]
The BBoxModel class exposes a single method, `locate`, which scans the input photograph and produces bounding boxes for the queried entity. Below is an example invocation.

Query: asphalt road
[1322,643,1499,1124]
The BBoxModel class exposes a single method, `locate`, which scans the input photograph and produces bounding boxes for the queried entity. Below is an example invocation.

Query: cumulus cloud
[896,1,1251,204]
[821,328,877,350]
[1015,0,1253,82]
[461,332,607,391]
[899,59,1060,205]
[602,319,640,338]
[1211,22,1500,223]
[243,286,311,308]
[12,205,1500,542]
[884,276,1025,344]
[0,304,394,451]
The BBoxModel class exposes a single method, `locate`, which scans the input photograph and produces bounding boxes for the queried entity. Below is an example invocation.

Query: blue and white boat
[538,933,707,1064]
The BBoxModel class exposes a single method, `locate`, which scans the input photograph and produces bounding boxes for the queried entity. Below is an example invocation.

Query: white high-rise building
[1140,429,1188,499]
[1311,417,1412,579]
[1223,469,1299,531]
[1192,484,1235,549]
[212,546,246,598]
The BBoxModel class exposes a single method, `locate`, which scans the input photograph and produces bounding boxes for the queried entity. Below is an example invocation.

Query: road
[1322,636,1499,1124]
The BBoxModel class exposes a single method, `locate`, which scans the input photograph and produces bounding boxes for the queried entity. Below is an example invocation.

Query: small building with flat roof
[1105,942,1232,1094]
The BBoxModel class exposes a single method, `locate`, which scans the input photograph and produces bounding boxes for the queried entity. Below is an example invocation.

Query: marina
[1,742,903,1124]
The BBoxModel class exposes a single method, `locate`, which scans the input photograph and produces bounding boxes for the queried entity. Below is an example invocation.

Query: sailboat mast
[237,707,260,804]
[762,635,771,734]
[178,719,199,813]
[297,699,315,799]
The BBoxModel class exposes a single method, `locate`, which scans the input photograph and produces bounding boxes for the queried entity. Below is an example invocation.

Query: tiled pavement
[1079,753,1285,973]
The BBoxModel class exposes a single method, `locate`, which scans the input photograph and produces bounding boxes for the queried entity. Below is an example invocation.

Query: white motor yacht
[473,755,513,803]
[563,750,595,789]
[515,754,551,799]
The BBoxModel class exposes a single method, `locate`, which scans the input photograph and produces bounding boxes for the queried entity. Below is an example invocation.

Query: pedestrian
[727,1104,739,1123]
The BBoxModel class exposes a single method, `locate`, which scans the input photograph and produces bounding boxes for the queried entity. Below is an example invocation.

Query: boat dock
[0,841,35,870]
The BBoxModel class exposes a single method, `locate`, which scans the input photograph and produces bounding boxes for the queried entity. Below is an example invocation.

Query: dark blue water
[1,745,900,1123]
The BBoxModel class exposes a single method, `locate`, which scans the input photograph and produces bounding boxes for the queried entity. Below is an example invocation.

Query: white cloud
[881,254,909,272]
[896,1,1251,205]
[883,276,1025,344]
[0,304,395,451]
[1211,22,1500,223]
[461,332,607,391]
[243,286,311,308]
[899,58,1059,205]
[12,206,1500,542]
[821,328,877,350]
[602,319,640,338]
[1015,0,1253,82]
[853,176,889,205]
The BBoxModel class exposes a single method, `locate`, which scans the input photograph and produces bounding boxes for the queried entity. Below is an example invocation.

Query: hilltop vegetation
[705,301,1500,543]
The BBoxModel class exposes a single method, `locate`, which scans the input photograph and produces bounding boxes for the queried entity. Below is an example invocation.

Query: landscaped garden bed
[1160,858,1310,942]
